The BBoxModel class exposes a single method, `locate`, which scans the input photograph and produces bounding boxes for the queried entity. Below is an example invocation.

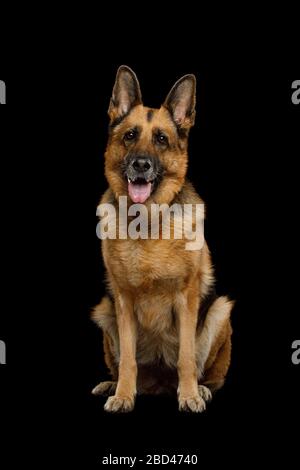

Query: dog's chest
[105,238,191,288]
[135,294,179,367]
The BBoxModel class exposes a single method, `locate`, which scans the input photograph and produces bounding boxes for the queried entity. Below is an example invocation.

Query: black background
[0,33,299,467]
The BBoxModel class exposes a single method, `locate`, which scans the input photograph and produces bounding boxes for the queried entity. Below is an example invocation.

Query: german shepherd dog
[92,66,233,412]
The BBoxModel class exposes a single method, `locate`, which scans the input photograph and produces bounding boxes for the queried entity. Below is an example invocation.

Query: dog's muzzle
[123,154,162,203]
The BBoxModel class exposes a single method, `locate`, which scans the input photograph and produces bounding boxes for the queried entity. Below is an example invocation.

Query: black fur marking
[109,104,141,130]
[147,109,154,122]
[106,290,115,304]
[177,126,189,139]
[197,286,218,329]
[109,111,130,130]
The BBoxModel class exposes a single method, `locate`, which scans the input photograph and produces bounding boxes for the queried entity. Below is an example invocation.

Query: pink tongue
[128,182,151,203]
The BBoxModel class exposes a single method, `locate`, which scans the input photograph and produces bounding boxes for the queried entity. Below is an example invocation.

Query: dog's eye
[124,130,136,141]
[156,133,168,145]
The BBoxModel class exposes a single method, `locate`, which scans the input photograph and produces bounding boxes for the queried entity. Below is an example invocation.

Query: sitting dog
[92,66,233,412]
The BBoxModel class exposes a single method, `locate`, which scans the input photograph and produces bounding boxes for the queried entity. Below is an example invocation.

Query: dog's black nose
[132,158,152,172]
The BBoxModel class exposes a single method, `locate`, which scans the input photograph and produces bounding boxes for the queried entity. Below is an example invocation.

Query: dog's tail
[196,295,234,391]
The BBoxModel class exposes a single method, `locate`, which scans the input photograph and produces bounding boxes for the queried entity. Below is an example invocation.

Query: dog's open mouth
[127,177,153,204]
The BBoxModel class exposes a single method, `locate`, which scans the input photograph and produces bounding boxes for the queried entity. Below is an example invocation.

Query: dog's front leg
[104,292,137,413]
[175,288,206,413]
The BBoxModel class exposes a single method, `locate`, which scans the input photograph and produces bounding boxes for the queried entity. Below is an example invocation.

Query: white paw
[198,384,212,402]
[104,395,135,413]
[178,394,206,413]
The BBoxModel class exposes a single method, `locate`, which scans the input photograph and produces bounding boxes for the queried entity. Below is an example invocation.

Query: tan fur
[92,67,233,412]
[105,105,188,206]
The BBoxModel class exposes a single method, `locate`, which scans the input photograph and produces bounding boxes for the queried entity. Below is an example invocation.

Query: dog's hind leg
[91,297,119,395]
[92,380,117,396]
[102,332,118,380]
[198,384,213,402]
[196,296,233,396]
[202,323,232,393]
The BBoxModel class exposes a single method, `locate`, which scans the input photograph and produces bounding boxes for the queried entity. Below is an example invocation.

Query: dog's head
[105,66,196,205]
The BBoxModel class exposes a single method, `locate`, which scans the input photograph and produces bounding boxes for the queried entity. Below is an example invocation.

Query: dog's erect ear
[108,65,142,121]
[163,74,196,127]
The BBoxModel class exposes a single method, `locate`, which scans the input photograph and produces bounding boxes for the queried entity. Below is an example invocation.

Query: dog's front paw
[104,395,135,413]
[198,385,212,402]
[91,381,117,397]
[178,394,206,413]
